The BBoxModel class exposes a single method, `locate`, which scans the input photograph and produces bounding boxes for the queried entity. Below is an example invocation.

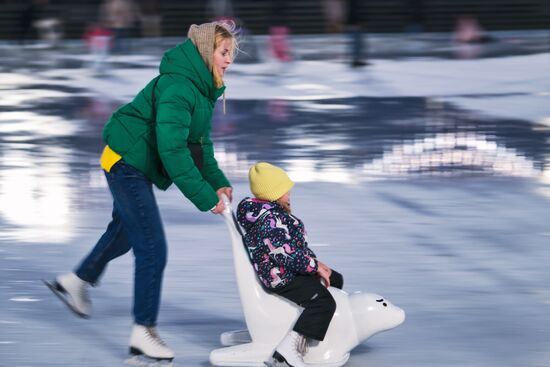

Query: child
[237,162,344,367]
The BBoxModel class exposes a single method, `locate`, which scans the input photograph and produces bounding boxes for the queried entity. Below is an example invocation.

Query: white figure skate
[43,272,92,318]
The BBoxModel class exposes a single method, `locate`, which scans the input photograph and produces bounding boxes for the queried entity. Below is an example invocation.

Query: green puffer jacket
[102,39,230,211]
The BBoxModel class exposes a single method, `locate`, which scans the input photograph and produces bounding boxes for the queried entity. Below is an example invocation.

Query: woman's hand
[216,187,233,202]
[317,260,333,288]
[211,187,232,215]
[210,200,225,215]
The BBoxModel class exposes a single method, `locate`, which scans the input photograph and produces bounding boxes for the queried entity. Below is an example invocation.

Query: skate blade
[125,355,174,367]
[263,357,287,367]
[42,279,89,319]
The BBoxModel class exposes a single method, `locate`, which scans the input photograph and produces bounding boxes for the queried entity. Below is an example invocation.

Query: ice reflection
[0,148,74,243]
[535,157,550,199]
[0,93,548,242]
[211,98,548,183]
[285,159,354,183]
[0,111,79,243]
[363,132,539,178]
[286,83,330,91]
[0,73,37,87]
[294,101,355,113]
[0,111,80,136]
[0,89,70,107]
[210,143,252,180]
[9,297,41,302]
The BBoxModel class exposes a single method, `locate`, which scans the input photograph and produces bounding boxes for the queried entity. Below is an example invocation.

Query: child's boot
[271,330,307,367]
[44,272,92,318]
[129,324,175,361]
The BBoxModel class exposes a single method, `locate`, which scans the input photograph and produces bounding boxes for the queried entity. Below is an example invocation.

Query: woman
[45,21,237,362]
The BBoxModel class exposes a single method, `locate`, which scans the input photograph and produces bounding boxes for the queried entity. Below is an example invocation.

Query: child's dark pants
[272,271,344,341]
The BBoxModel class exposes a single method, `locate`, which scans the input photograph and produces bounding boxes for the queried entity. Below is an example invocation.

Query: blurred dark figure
[18,0,39,44]
[323,0,346,33]
[100,0,139,53]
[346,0,367,67]
[138,0,162,37]
[18,0,59,45]
[406,0,424,32]
[208,0,235,22]
[268,0,292,62]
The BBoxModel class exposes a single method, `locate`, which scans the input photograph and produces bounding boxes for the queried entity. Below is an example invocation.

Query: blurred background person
[138,0,162,38]
[208,0,235,23]
[406,0,424,33]
[18,0,61,47]
[268,0,292,62]
[83,22,113,75]
[18,0,41,45]
[452,14,497,59]
[100,0,139,53]
[453,14,496,44]
[346,0,367,67]
[323,0,346,33]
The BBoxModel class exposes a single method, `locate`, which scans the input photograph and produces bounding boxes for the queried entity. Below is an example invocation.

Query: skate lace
[145,327,167,347]
[295,334,309,356]
[79,286,91,305]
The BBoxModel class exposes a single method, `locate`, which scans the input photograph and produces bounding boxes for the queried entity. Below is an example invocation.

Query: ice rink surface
[1,33,549,366]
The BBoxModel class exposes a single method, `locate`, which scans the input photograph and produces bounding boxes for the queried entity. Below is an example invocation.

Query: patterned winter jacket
[236,197,318,290]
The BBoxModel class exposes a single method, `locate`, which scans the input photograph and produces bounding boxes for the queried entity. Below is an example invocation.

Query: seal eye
[376,299,384,302]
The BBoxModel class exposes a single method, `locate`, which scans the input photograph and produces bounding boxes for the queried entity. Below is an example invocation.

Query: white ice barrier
[210,196,405,367]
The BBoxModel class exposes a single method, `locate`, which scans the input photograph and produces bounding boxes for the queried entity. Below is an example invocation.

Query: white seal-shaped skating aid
[209,195,405,367]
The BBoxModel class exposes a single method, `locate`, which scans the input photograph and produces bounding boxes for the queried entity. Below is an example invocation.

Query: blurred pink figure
[269,26,292,62]
[267,100,289,122]
[453,15,491,43]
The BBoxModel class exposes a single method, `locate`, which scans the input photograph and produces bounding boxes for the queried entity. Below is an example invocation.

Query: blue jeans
[75,160,167,326]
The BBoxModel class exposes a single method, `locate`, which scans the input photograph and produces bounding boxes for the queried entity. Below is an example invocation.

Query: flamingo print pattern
[237,197,318,289]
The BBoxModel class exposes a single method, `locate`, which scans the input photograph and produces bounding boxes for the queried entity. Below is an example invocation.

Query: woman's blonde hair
[212,21,239,88]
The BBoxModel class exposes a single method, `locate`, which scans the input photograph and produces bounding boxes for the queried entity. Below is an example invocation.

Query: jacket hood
[159,39,225,101]
[237,197,280,232]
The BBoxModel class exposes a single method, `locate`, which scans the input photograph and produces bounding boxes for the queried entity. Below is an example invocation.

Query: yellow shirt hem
[100,145,122,172]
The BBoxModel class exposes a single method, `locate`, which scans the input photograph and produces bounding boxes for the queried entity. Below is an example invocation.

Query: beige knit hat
[249,162,295,201]
[187,22,218,71]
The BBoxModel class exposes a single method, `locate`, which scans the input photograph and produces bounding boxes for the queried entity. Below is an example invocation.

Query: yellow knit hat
[249,162,295,201]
